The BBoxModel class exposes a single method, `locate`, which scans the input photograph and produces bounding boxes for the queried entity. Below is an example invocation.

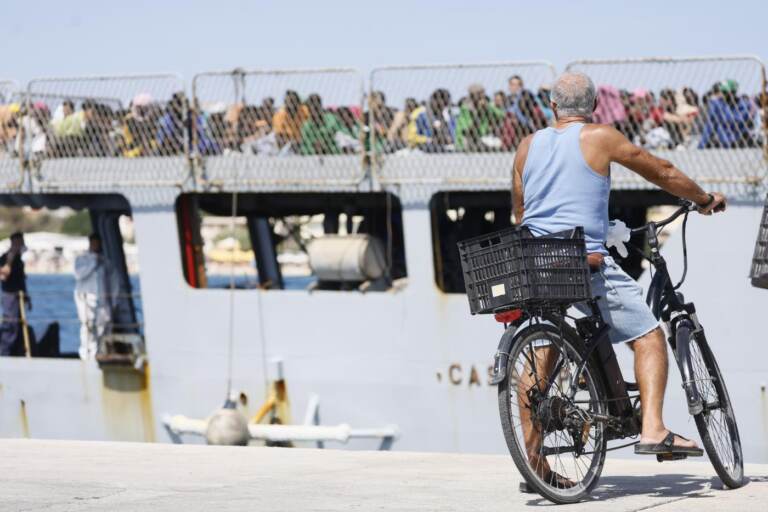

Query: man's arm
[512,135,533,223]
[597,126,725,214]
[0,252,13,281]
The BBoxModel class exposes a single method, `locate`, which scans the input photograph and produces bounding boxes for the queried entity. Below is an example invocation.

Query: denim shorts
[574,256,661,344]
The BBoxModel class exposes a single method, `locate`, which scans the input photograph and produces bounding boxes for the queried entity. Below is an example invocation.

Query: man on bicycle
[512,71,726,479]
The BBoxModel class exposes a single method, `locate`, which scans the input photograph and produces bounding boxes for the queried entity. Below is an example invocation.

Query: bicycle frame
[491,306,642,441]
[491,202,703,443]
[640,214,706,415]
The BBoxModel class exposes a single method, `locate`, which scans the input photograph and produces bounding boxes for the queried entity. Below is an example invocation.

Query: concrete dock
[2,439,767,511]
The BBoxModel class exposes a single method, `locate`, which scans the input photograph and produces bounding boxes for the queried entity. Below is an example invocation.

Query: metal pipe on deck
[162,414,399,446]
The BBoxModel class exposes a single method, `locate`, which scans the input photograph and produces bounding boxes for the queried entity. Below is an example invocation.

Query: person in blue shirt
[698,80,756,148]
[408,89,456,152]
[157,93,220,156]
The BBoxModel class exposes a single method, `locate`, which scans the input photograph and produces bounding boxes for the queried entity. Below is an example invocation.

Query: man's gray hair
[550,72,597,118]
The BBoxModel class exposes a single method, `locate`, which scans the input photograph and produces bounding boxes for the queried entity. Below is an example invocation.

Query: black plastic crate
[750,193,768,289]
[458,226,592,314]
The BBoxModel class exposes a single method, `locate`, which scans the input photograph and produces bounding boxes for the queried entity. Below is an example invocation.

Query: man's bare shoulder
[578,124,631,174]
[580,123,624,143]
[517,133,535,151]
[513,134,535,172]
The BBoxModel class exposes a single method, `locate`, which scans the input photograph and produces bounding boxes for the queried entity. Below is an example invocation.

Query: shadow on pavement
[593,474,721,498]
[525,473,733,506]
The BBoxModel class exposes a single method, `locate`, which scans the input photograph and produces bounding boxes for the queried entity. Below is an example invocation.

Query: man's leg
[0,292,20,356]
[630,327,698,448]
[518,344,560,477]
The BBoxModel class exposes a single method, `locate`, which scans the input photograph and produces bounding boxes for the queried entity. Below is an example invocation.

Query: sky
[3,0,767,91]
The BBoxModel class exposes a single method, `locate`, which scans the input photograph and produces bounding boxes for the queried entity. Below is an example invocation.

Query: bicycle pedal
[656,453,688,462]
[519,481,535,494]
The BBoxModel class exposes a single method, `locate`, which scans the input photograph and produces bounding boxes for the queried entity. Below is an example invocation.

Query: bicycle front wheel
[497,321,608,504]
[681,324,745,488]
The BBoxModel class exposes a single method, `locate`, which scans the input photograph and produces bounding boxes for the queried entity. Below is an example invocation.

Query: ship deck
[2,439,768,511]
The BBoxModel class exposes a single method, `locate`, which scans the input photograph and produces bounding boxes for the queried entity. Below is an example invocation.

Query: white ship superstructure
[0,56,767,461]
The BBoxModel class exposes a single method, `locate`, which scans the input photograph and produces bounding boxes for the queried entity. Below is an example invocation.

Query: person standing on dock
[0,232,29,356]
[74,233,119,360]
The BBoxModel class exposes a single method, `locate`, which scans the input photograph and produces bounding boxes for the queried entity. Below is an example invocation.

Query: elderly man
[513,72,726,480]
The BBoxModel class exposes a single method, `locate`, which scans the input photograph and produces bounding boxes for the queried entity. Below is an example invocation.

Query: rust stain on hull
[101,364,155,442]
[19,399,30,438]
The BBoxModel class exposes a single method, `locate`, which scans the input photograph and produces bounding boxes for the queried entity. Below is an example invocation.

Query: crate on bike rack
[458,226,592,314]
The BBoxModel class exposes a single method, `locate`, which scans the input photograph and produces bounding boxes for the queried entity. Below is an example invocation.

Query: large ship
[0,56,767,461]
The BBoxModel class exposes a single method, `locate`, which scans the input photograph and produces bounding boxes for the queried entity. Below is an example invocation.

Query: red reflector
[494,309,523,323]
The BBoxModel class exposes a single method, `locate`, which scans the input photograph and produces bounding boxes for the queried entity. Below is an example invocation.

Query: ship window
[175,192,407,291]
[0,193,142,360]
[430,191,514,293]
[430,190,678,293]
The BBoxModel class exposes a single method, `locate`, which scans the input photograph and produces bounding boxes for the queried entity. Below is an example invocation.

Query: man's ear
[551,102,558,121]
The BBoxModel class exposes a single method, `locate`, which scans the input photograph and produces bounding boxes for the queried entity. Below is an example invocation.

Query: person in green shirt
[300,94,350,155]
[455,83,505,152]
[53,100,86,138]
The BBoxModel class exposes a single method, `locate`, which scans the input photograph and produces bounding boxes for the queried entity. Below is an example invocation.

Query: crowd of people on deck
[0,75,764,160]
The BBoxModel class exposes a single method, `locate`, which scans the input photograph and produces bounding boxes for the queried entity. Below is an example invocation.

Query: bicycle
[459,199,744,504]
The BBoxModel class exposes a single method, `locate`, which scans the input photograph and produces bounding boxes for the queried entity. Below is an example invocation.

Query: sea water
[25,274,143,354]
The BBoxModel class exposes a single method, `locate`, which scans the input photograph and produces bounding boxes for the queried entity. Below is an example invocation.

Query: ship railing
[565,55,768,197]
[368,61,557,193]
[0,80,16,104]
[0,80,24,189]
[190,67,367,190]
[1,56,766,197]
[12,287,144,360]
[17,73,191,191]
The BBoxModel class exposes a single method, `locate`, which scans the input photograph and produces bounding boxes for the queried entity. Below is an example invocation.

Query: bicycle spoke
[686,335,743,485]
[500,324,612,500]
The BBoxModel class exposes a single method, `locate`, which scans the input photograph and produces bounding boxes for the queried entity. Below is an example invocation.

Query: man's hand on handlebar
[697,192,726,215]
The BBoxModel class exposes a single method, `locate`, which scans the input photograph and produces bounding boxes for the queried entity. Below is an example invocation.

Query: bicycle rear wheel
[497,321,607,504]
[683,325,744,488]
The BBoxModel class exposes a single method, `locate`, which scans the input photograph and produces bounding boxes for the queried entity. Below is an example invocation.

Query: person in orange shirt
[272,90,308,151]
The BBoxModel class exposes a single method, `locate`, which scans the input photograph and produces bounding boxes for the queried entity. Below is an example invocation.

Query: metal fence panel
[23,74,190,189]
[369,62,557,190]
[565,56,768,194]
[0,81,23,189]
[191,68,365,189]
[0,81,17,104]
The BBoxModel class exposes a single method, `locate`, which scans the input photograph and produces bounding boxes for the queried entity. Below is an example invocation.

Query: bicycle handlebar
[630,200,697,235]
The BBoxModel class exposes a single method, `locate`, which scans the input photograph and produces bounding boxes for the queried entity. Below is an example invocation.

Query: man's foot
[635,430,704,456]
[528,455,576,487]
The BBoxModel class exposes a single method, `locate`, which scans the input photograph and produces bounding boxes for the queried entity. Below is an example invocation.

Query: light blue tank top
[521,123,610,255]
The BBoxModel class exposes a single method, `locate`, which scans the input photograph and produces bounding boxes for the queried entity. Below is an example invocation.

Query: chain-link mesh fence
[191,68,365,188]
[0,81,23,188]
[0,81,17,104]
[566,56,768,193]
[368,62,557,188]
[22,74,189,189]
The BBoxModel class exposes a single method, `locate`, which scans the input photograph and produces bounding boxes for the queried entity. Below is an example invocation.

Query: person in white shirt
[73,233,120,360]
